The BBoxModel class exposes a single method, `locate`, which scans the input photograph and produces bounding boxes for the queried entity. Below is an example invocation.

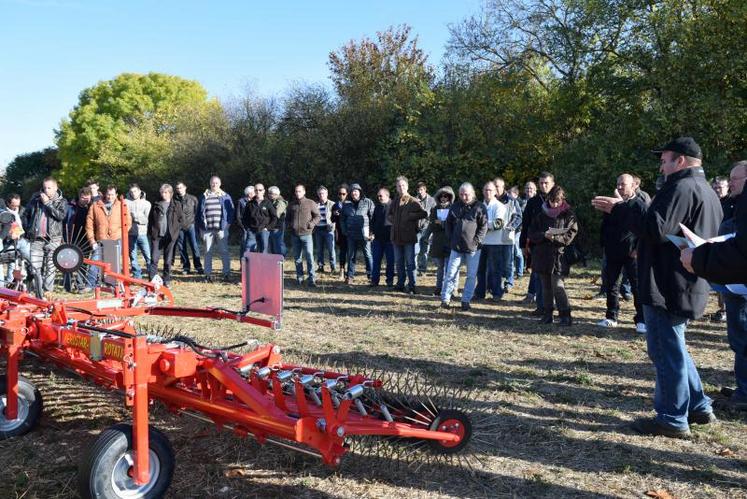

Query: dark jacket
[628,167,723,319]
[428,187,455,259]
[174,192,199,228]
[243,198,278,232]
[692,192,747,284]
[528,202,579,275]
[287,197,320,236]
[332,200,347,241]
[416,194,436,231]
[63,201,89,243]
[636,188,652,205]
[341,197,375,241]
[445,198,488,253]
[721,196,737,222]
[600,193,648,261]
[388,194,427,245]
[372,201,392,242]
[197,189,234,232]
[23,190,66,240]
[148,200,184,241]
[237,196,252,230]
[517,195,528,213]
[520,194,545,248]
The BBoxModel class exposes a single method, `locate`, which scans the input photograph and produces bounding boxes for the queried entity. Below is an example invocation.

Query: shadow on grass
[6,353,746,497]
[281,350,747,491]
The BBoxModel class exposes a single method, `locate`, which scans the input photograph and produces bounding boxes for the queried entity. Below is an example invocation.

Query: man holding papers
[593,137,723,438]
[683,160,747,411]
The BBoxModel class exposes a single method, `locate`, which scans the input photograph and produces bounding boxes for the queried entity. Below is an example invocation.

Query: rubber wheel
[78,423,175,499]
[0,374,43,439]
[427,409,472,454]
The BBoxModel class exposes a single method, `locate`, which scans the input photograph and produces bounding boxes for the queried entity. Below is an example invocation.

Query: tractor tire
[0,374,43,439]
[78,423,175,499]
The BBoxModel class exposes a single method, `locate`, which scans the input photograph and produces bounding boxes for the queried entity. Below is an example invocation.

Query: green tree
[56,72,215,191]
[327,24,437,188]
[0,147,61,201]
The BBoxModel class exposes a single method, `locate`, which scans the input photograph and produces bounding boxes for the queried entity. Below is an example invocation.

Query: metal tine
[402,414,434,427]
[408,406,435,426]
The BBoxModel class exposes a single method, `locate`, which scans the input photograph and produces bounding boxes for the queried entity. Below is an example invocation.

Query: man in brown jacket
[286,184,321,286]
[388,176,427,293]
[85,185,131,289]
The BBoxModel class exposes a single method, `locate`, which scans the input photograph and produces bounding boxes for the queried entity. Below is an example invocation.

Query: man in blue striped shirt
[197,176,235,282]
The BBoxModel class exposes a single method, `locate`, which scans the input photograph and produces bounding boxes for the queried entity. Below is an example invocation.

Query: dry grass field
[1,256,746,498]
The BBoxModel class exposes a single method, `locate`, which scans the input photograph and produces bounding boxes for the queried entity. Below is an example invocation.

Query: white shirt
[483,199,508,245]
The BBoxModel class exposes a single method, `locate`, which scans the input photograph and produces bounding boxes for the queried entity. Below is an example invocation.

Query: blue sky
[0,0,480,168]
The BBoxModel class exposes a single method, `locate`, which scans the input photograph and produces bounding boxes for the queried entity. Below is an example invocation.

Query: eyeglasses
[338,192,347,196]
[257,188,265,191]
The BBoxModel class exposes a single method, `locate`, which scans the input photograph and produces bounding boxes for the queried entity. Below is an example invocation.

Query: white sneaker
[596,318,618,328]
[635,322,647,334]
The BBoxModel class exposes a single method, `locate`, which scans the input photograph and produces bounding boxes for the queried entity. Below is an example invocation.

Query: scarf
[542,200,570,219]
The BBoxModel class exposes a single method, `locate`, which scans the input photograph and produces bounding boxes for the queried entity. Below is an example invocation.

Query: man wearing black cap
[594,137,723,438]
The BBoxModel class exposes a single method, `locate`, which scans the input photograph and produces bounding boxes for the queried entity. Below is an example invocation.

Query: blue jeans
[475,245,501,299]
[202,229,230,277]
[88,245,102,287]
[434,256,459,292]
[243,229,258,255]
[270,227,286,256]
[514,233,524,277]
[724,293,747,401]
[371,239,394,286]
[442,250,481,304]
[503,243,515,288]
[313,227,336,270]
[477,245,512,297]
[644,305,712,429]
[291,233,315,281]
[176,224,203,272]
[346,238,372,279]
[416,229,429,272]
[255,230,270,254]
[393,243,416,289]
[128,233,151,279]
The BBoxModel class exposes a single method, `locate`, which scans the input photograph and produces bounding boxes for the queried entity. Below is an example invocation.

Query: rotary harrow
[0,200,489,498]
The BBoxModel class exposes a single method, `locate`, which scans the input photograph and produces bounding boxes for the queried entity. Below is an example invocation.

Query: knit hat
[350,183,362,193]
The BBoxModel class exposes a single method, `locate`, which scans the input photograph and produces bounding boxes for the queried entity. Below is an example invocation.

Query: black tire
[79,423,175,499]
[427,409,472,454]
[0,374,43,439]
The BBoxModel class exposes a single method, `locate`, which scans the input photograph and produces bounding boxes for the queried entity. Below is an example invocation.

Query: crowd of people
[1,136,745,438]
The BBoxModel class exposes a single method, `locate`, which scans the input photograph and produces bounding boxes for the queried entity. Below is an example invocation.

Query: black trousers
[603,256,642,323]
[539,272,570,313]
[149,235,177,283]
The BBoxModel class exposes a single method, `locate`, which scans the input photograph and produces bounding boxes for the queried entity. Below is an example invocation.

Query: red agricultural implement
[0,199,484,498]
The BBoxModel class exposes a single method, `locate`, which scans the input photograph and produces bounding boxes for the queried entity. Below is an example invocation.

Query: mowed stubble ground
[1,254,746,498]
